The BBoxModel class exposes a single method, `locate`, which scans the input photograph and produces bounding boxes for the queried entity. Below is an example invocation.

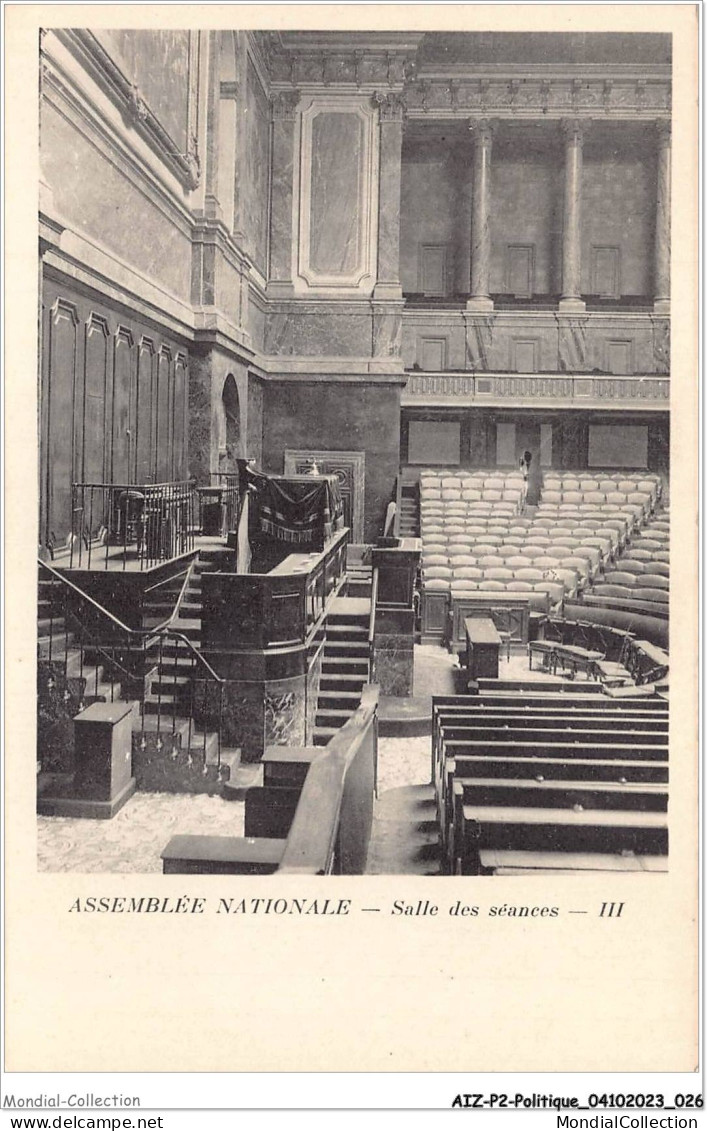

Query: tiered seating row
[432,693,669,875]
[540,472,662,512]
[420,513,621,608]
[419,471,665,644]
[580,508,669,616]
[419,468,526,512]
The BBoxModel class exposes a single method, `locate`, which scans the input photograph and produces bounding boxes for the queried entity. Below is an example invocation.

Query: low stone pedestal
[38,701,136,819]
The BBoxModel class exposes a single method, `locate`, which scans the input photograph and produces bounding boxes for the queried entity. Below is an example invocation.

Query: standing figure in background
[521,450,542,506]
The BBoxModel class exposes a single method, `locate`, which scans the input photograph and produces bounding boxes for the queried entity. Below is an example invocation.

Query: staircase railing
[38,559,226,768]
[210,471,242,535]
[65,480,198,571]
[368,565,379,668]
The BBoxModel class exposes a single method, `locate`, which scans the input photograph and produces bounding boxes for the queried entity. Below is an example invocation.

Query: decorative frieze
[400,75,670,119]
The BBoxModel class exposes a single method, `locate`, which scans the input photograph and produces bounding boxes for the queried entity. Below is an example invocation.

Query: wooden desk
[528,641,604,679]
[449,592,541,651]
[464,617,501,682]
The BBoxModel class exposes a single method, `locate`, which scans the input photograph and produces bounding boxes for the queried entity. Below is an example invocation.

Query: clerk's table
[464,616,502,682]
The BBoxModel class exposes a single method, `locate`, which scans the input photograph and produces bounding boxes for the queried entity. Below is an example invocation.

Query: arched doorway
[219,374,241,471]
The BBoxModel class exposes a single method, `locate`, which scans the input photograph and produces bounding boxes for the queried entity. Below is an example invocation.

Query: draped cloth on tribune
[246,469,345,550]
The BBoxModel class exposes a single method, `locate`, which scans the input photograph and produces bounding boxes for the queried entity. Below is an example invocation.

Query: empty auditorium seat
[534,581,564,605]
[641,574,669,591]
[453,566,483,581]
[424,577,451,592]
[514,567,544,583]
[633,587,669,604]
[477,555,505,569]
[618,560,646,575]
[592,584,636,599]
[485,567,514,582]
[603,571,638,588]
[559,556,591,582]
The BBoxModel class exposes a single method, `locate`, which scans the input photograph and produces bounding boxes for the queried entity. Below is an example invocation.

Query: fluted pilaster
[373,92,405,299]
[268,90,300,293]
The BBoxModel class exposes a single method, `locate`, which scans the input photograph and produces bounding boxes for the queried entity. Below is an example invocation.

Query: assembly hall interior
[37,28,671,876]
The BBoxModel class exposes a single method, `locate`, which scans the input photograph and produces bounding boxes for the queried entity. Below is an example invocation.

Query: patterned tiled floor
[37,791,244,873]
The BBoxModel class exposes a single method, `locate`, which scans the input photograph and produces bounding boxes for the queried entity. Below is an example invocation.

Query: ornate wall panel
[294,95,379,293]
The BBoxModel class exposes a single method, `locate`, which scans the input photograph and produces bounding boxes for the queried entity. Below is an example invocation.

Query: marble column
[467,118,494,312]
[559,118,586,313]
[653,120,671,314]
[373,92,405,299]
[200,31,223,220]
[268,90,300,296]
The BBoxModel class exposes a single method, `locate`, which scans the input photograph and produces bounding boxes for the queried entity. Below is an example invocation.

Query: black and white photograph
[3,0,699,1089]
[34,23,674,878]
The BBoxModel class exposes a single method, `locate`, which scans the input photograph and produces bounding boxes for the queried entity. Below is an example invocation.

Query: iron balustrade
[68,481,198,571]
[38,559,226,770]
[209,472,242,535]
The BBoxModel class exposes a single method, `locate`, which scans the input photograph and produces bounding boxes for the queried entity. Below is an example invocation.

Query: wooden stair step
[321,655,369,670]
[319,674,367,691]
[315,708,354,726]
[323,640,369,656]
[313,726,339,745]
[318,690,362,708]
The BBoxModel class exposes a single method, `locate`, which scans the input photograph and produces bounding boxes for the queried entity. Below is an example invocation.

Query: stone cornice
[52,29,202,190]
[262,33,422,93]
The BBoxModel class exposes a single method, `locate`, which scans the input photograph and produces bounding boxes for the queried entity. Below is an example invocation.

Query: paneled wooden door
[284,450,366,543]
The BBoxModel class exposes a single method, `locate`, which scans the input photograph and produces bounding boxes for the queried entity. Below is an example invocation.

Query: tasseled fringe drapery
[246,470,344,549]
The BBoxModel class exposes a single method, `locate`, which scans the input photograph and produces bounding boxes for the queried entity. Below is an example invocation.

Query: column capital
[655,119,671,146]
[271,89,300,120]
[561,117,586,147]
[372,91,406,122]
[467,117,495,147]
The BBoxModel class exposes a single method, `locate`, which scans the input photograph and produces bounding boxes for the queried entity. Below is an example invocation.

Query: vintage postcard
[2,0,700,1097]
